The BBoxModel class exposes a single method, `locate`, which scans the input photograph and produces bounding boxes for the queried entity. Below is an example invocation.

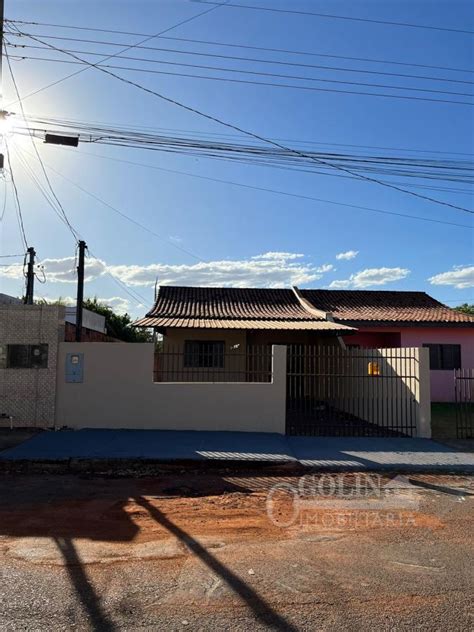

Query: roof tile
[301,289,474,324]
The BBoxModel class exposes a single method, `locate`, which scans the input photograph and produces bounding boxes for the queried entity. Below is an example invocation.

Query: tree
[83,297,153,342]
[455,303,474,315]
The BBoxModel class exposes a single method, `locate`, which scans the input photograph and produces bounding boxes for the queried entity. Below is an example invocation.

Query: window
[0,344,49,369]
[184,341,225,368]
[423,343,461,370]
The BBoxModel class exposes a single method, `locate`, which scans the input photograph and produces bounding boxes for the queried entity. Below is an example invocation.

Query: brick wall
[64,321,112,342]
[0,305,65,427]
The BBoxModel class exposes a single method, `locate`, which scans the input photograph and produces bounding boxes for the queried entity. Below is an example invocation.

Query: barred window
[2,344,49,369]
[184,341,225,368]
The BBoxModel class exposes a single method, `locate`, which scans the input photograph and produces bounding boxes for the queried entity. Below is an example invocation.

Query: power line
[18,145,205,261]
[9,52,474,107]
[8,36,474,86]
[12,141,84,234]
[9,42,474,97]
[3,2,226,108]
[6,20,474,74]
[22,32,474,215]
[11,142,151,309]
[86,248,150,307]
[4,45,80,241]
[48,144,474,230]
[14,113,474,193]
[0,253,24,257]
[18,112,474,157]
[190,1,474,35]
[0,178,7,221]
[5,140,28,249]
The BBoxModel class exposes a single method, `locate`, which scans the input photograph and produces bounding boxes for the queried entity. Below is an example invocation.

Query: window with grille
[184,341,225,368]
[423,343,461,370]
[0,344,49,369]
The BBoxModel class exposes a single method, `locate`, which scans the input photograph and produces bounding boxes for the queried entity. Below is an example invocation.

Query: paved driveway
[1,429,474,471]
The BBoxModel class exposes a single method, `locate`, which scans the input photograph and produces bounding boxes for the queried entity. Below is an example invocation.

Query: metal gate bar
[455,368,474,439]
[286,345,417,437]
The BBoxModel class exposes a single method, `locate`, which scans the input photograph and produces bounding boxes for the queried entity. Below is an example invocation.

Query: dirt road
[0,471,472,630]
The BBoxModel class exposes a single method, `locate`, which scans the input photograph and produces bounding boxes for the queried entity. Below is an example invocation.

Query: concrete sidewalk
[1,429,473,472]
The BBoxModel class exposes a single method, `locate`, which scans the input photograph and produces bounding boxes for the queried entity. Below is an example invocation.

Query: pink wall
[401,328,474,402]
[343,326,474,402]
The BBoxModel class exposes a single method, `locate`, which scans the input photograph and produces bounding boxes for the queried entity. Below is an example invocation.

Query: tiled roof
[301,289,474,324]
[135,286,354,331]
[135,286,474,330]
[133,317,352,331]
[146,286,324,320]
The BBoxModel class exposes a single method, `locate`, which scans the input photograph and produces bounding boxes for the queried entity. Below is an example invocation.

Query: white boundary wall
[55,343,287,433]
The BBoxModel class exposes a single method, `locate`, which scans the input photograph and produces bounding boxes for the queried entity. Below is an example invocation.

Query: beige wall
[56,343,287,433]
[0,305,64,427]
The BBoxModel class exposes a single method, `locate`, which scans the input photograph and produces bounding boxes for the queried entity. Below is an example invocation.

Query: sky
[0,0,473,317]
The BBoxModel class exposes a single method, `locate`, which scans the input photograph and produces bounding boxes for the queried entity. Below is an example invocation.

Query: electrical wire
[19,31,474,215]
[6,20,474,74]
[16,111,474,157]
[8,37,474,86]
[12,141,83,234]
[3,2,227,109]
[7,19,474,76]
[18,145,205,261]
[8,42,474,97]
[189,1,474,35]
[0,179,8,222]
[40,144,474,230]
[4,45,80,241]
[9,51,474,107]
[17,113,474,188]
[86,248,150,307]
[4,140,28,250]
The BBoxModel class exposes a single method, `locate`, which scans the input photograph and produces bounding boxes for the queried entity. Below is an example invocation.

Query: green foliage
[455,303,474,315]
[83,297,153,342]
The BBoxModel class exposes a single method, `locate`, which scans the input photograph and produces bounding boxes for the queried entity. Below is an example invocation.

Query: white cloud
[336,250,359,261]
[0,252,333,290]
[0,257,106,284]
[99,296,132,314]
[428,266,474,289]
[329,267,410,289]
[252,252,304,261]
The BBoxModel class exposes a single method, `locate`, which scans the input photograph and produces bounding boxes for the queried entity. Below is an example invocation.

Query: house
[300,289,474,402]
[134,286,354,342]
[136,285,474,401]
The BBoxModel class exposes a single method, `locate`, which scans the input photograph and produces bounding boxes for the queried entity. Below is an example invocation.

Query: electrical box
[66,353,84,383]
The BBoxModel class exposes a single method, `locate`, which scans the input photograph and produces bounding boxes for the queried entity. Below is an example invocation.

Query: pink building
[302,290,474,402]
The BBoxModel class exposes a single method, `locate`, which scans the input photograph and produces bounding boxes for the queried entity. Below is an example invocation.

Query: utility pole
[75,240,86,342]
[24,246,35,304]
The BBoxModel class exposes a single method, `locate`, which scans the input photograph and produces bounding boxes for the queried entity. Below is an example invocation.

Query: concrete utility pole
[75,240,87,342]
[24,246,36,304]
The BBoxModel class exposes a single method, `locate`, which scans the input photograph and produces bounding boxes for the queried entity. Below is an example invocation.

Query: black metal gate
[286,345,417,437]
[455,369,474,439]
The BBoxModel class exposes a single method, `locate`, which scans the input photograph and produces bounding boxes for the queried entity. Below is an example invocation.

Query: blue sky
[0,0,473,317]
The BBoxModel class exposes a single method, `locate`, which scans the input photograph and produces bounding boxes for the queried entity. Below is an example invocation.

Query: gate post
[417,347,432,438]
[272,345,287,434]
